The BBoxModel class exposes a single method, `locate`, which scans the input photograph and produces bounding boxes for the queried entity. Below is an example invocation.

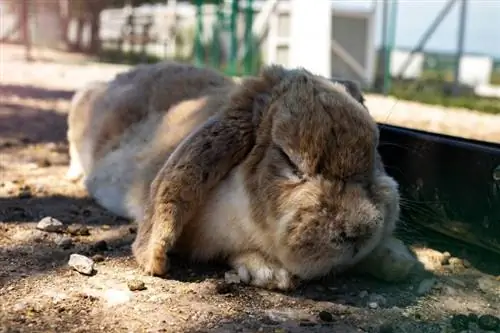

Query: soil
[1,46,499,333]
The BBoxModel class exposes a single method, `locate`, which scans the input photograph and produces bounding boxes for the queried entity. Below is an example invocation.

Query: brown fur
[67,62,418,290]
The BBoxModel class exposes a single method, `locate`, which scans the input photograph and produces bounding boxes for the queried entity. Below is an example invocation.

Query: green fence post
[243,0,254,75]
[211,4,224,69]
[194,0,204,67]
[228,0,239,75]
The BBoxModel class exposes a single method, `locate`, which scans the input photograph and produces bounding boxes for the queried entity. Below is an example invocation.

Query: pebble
[18,189,32,199]
[318,310,333,322]
[368,302,379,309]
[450,314,469,330]
[55,236,73,249]
[127,279,147,291]
[368,294,387,307]
[68,254,95,275]
[477,314,499,331]
[214,281,236,295]
[441,251,452,265]
[92,240,108,252]
[36,216,65,232]
[224,271,241,284]
[67,224,90,236]
[416,278,437,296]
[91,254,105,262]
[448,257,465,270]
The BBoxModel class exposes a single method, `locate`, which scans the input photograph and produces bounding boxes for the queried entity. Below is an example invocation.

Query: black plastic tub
[377,123,500,254]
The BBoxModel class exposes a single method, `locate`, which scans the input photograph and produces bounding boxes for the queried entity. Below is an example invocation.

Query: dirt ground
[1,47,500,333]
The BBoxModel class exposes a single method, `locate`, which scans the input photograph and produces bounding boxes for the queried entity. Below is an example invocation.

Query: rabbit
[67,62,419,290]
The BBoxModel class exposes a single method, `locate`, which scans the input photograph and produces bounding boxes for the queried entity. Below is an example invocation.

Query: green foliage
[96,48,191,65]
[388,79,500,115]
[194,34,264,76]
[97,48,161,64]
[491,60,500,85]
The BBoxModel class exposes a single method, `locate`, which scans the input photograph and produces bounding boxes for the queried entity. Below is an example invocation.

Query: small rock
[368,302,379,309]
[416,278,437,295]
[67,224,90,236]
[127,279,146,291]
[68,254,94,275]
[18,190,32,199]
[450,314,469,330]
[37,216,65,232]
[214,281,236,294]
[91,254,105,262]
[37,158,52,167]
[368,294,387,306]
[101,225,111,230]
[448,257,465,269]
[224,271,241,284]
[318,310,333,322]
[358,290,369,298]
[477,314,499,331]
[92,240,108,252]
[441,252,451,265]
[56,236,73,249]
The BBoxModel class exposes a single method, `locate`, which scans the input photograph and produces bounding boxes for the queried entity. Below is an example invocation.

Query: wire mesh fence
[1,0,499,128]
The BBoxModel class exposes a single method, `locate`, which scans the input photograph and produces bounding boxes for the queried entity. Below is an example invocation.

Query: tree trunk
[58,0,71,50]
[87,0,104,54]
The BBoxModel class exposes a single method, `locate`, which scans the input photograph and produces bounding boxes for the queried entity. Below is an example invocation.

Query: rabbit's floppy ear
[330,77,366,107]
[132,65,287,276]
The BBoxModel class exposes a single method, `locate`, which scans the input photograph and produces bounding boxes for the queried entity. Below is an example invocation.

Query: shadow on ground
[0,84,75,101]
[0,84,75,145]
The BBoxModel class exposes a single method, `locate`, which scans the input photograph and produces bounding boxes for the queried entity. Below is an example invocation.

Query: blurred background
[1,0,499,143]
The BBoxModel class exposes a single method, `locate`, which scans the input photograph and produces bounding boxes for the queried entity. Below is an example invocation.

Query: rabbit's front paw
[355,236,421,282]
[230,252,298,291]
[66,162,84,182]
[132,231,169,277]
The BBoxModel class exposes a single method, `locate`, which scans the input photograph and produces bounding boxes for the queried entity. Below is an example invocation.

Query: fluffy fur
[67,62,418,290]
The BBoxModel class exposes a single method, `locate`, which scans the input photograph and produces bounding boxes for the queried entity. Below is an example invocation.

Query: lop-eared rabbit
[67,62,418,290]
